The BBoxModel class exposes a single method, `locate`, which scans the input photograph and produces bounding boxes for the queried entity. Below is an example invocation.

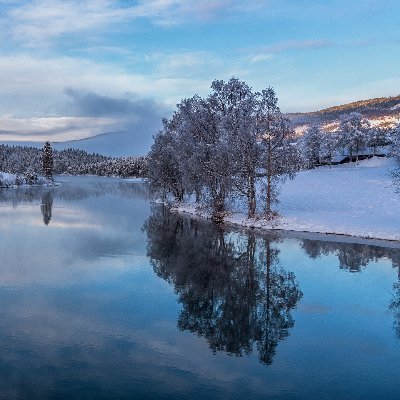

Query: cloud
[5,0,127,46]
[0,0,267,46]
[0,88,169,155]
[0,115,118,141]
[246,53,273,64]
[146,50,223,77]
[64,88,166,118]
[264,39,333,53]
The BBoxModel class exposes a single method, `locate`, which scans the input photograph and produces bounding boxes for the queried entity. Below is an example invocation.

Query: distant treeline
[0,144,147,178]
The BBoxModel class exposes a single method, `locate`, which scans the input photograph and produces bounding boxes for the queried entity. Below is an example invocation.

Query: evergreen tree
[42,141,54,181]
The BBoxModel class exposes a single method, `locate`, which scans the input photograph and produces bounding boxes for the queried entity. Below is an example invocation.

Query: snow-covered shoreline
[0,171,60,189]
[169,157,400,243]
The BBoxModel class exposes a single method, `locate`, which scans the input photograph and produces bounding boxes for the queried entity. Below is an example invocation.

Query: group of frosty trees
[147,78,301,221]
[299,112,394,168]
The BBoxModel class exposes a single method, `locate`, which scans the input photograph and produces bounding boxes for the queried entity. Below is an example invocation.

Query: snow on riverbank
[0,171,58,188]
[172,157,400,242]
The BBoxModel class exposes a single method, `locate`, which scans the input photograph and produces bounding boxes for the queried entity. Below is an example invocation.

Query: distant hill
[288,95,400,133]
[2,128,158,158]
[53,130,154,157]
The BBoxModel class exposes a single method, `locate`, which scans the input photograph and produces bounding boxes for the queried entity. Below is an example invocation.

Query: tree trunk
[212,191,225,223]
[356,142,359,163]
[247,174,256,218]
[265,142,272,215]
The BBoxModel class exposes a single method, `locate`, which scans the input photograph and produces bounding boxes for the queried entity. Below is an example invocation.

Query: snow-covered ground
[173,157,400,242]
[0,171,57,188]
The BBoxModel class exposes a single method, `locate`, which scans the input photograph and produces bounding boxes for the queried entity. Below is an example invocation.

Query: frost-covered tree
[320,132,339,167]
[339,112,370,162]
[257,88,301,215]
[300,125,324,168]
[146,78,300,221]
[209,78,259,217]
[391,124,400,191]
[390,123,400,160]
[367,127,389,155]
[42,141,54,181]
[147,119,184,201]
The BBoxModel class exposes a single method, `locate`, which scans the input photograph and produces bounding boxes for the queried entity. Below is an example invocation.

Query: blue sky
[0,0,399,145]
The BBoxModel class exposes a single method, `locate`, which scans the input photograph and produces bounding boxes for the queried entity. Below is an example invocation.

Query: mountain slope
[288,95,400,131]
[53,130,154,157]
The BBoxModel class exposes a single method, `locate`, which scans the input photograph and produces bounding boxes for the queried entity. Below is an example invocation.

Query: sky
[0,0,399,148]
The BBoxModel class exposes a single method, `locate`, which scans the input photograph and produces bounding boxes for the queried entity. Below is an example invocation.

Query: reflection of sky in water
[1,177,400,399]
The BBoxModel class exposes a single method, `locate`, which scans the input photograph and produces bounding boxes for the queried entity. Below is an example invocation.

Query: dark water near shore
[1,176,400,399]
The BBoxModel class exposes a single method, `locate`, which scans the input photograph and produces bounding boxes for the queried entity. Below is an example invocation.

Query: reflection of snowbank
[171,157,400,242]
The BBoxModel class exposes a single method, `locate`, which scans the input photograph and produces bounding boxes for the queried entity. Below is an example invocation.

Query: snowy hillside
[53,130,157,157]
[2,125,162,158]
[175,157,400,241]
[289,94,400,133]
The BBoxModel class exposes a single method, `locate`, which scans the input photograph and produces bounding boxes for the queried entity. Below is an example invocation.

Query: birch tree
[339,112,370,162]
[257,88,301,216]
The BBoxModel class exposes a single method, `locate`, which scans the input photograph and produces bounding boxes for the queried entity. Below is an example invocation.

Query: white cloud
[0,0,267,46]
[0,53,227,114]
[246,53,273,63]
[0,115,118,141]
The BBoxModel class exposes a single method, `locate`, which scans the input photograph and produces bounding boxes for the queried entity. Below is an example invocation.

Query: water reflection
[300,236,400,341]
[301,238,400,273]
[0,177,148,205]
[144,205,303,365]
[1,178,400,398]
[0,177,149,226]
[390,283,400,339]
[40,191,53,225]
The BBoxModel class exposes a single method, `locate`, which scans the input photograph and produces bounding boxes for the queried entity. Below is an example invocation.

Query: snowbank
[0,171,58,188]
[172,157,400,242]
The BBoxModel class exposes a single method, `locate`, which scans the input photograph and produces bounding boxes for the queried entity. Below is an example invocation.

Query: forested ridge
[0,144,147,178]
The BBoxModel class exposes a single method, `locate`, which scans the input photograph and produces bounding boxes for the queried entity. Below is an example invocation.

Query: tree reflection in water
[301,238,400,273]
[301,237,400,340]
[143,204,303,365]
[41,191,53,225]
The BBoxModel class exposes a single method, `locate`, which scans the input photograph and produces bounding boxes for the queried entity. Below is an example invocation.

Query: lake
[1,176,400,399]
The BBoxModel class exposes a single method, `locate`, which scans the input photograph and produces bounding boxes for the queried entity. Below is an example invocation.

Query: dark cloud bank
[60,89,170,156]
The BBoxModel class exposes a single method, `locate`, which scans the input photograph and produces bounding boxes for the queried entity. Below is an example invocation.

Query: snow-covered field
[173,157,400,242]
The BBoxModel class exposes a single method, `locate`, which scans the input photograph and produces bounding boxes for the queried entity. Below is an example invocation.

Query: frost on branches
[297,113,391,168]
[338,112,370,162]
[391,123,400,191]
[147,77,301,222]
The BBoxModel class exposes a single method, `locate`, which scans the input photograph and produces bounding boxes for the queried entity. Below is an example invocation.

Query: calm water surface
[1,176,400,399]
